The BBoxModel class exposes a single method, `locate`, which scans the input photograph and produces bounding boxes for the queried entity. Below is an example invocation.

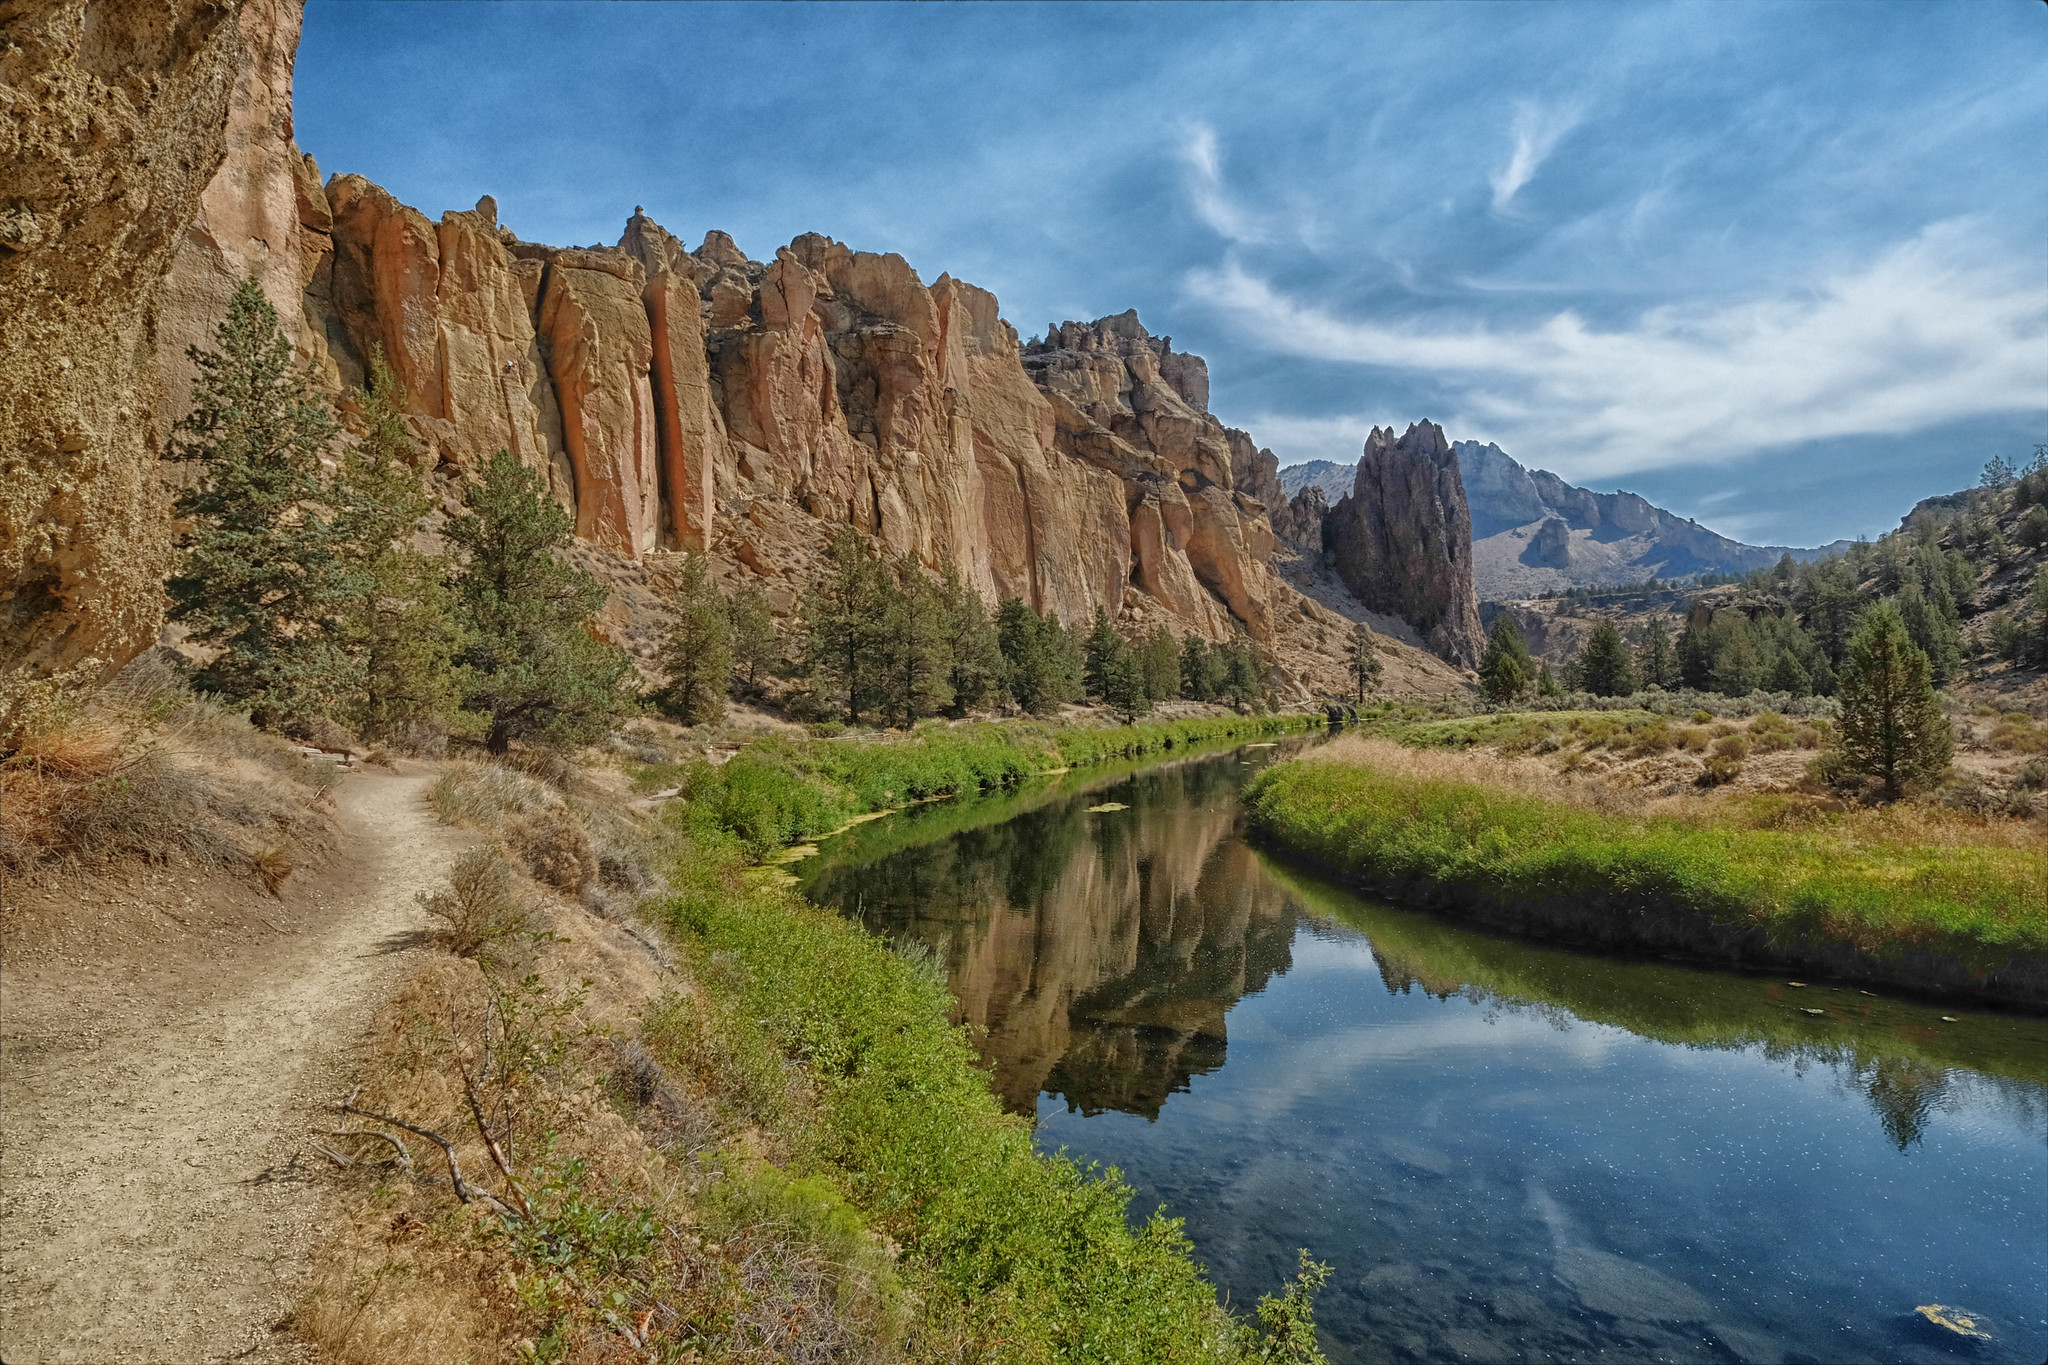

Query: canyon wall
[0,0,255,720]
[1324,421,1485,667]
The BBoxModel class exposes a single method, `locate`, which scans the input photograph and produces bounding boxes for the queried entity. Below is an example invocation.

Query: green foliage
[1244,757,2044,964]
[876,556,954,726]
[447,451,635,753]
[1102,639,1152,724]
[1892,582,1961,685]
[1634,616,1677,689]
[2000,569,2048,669]
[2016,504,2048,550]
[1344,623,1383,705]
[1181,633,1227,702]
[800,526,891,724]
[723,577,778,695]
[1136,626,1183,704]
[1570,619,1639,697]
[1477,616,1533,703]
[997,597,1083,714]
[1835,602,1952,800]
[648,826,1322,1360]
[938,564,1006,715]
[337,348,467,747]
[168,277,356,728]
[1221,635,1268,712]
[1082,606,1123,702]
[655,551,732,726]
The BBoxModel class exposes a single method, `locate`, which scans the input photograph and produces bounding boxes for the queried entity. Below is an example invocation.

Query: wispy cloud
[1188,220,2046,482]
[1182,123,1267,244]
[1490,100,1586,211]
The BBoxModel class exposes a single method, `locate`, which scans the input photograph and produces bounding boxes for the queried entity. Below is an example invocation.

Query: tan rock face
[1324,421,1486,667]
[0,0,250,717]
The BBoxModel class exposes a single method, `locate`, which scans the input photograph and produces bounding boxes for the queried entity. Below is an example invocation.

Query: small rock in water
[1914,1304,1991,1341]
[1940,1016,1959,1023]
[1800,1008,1825,1015]
[1787,981,1806,987]
[1085,802,1128,813]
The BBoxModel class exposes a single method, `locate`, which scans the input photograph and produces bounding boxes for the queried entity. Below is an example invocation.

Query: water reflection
[799,745,2048,1364]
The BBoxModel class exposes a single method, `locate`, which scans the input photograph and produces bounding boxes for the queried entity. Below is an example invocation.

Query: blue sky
[296,1,2047,547]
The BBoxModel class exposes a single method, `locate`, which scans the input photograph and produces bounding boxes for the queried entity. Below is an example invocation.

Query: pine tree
[1708,614,1765,696]
[1082,606,1122,702]
[877,557,953,727]
[1796,560,1862,667]
[1344,622,1383,704]
[1635,616,1677,689]
[724,580,779,696]
[800,526,889,724]
[1477,616,1533,703]
[1102,639,1151,724]
[448,450,635,753]
[336,347,465,747]
[1222,636,1267,712]
[1536,662,1562,697]
[168,277,355,728]
[1180,633,1221,702]
[1135,626,1182,703]
[1573,619,1639,697]
[656,552,733,726]
[937,565,1005,716]
[996,598,1080,714]
[1893,583,1962,685]
[1836,602,1952,800]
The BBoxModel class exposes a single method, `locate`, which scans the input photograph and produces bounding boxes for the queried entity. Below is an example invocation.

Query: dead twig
[326,1127,413,1171]
[453,1001,533,1217]
[339,1086,517,1221]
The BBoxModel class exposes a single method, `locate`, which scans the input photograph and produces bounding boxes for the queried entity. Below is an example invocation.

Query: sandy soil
[0,764,469,1364]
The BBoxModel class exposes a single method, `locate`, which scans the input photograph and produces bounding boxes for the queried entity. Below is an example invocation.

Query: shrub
[507,806,598,892]
[1699,753,1745,786]
[416,848,527,957]
[1675,726,1710,752]
[2016,504,2048,550]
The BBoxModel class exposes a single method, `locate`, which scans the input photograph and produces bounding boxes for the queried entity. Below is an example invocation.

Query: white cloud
[1189,220,2047,482]
[1490,100,1586,211]
[1182,123,1267,244]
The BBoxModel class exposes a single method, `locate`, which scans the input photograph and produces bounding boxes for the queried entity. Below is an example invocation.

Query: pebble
[1800,1008,1825,1015]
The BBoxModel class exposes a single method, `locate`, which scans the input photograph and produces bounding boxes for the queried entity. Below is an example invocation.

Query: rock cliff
[0,0,257,720]
[1323,422,1485,667]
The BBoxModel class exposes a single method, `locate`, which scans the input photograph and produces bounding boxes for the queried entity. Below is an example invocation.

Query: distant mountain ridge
[1278,446,1852,600]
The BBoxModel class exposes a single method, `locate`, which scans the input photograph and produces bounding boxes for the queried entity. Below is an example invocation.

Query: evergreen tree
[1536,662,1563,697]
[1795,559,1862,667]
[168,276,355,728]
[1081,606,1122,702]
[1634,616,1677,689]
[1572,619,1639,697]
[1222,636,1267,712]
[1765,647,1812,696]
[1344,622,1383,704]
[1180,633,1222,702]
[336,348,464,746]
[877,557,954,726]
[1136,626,1182,703]
[995,598,1081,714]
[1477,615,1533,703]
[1893,583,1962,685]
[800,526,889,724]
[655,552,733,726]
[1836,602,1952,800]
[936,565,1005,716]
[724,580,779,696]
[1102,639,1151,724]
[448,450,635,753]
[1707,614,1765,695]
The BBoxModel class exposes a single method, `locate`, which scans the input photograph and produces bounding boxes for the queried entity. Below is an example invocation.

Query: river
[796,737,2048,1364]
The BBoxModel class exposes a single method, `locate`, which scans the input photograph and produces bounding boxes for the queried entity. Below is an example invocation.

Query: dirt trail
[0,766,467,1364]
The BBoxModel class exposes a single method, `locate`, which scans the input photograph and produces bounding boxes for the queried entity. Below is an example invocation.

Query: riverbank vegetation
[300,717,1333,1362]
[1244,731,2046,1002]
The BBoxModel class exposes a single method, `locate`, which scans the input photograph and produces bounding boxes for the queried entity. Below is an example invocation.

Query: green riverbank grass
[1244,756,2047,968]
[646,815,1326,1361]
[637,712,1321,857]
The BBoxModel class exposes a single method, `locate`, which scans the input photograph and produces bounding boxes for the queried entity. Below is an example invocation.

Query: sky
[296,1,2048,548]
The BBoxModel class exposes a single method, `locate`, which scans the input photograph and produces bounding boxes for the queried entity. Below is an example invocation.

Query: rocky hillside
[0,0,1473,714]
[1456,441,1852,599]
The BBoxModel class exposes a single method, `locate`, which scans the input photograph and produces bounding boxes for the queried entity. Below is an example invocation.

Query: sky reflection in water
[800,745,2047,1364]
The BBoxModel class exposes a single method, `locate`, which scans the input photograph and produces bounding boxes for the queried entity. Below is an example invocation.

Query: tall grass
[1244,754,2048,965]
[646,823,1317,1361]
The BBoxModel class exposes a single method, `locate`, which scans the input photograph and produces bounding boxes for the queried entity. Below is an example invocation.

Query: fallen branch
[455,1001,533,1217]
[327,1127,413,1171]
[339,1086,517,1221]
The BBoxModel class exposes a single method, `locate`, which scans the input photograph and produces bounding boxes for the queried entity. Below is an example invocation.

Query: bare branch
[451,1005,532,1217]
[339,1086,516,1220]
[327,1127,413,1171]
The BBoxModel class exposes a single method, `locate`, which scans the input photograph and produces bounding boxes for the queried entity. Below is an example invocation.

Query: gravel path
[0,766,464,1364]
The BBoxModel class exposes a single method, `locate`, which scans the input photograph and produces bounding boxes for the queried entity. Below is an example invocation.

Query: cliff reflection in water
[800,746,2048,1142]
[803,755,1299,1117]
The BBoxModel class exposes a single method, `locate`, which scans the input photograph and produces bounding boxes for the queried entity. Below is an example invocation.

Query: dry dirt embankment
[0,765,466,1364]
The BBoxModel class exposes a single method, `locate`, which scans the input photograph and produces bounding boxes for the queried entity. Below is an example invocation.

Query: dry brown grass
[507,806,598,893]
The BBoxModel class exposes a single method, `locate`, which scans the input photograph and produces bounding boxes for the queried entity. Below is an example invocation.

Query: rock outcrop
[1323,422,1485,667]
[0,0,256,721]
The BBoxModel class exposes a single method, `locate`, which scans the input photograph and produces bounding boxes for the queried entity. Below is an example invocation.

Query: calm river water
[797,739,2048,1364]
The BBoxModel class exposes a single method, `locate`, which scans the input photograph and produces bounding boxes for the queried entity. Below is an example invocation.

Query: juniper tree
[168,276,355,728]
[1222,636,1267,712]
[996,598,1078,714]
[1135,625,1182,704]
[1180,633,1222,702]
[877,557,954,726]
[1081,606,1122,702]
[1344,622,1383,704]
[1102,638,1151,724]
[1835,602,1951,800]
[1635,616,1677,689]
[1572,619,1639,697]
[1893,583,1961,685]
[447,450,635,753]
[1477,615,1533,704]
[656,552,733,726]
[337,347,465,746]
[724,579,779,696]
